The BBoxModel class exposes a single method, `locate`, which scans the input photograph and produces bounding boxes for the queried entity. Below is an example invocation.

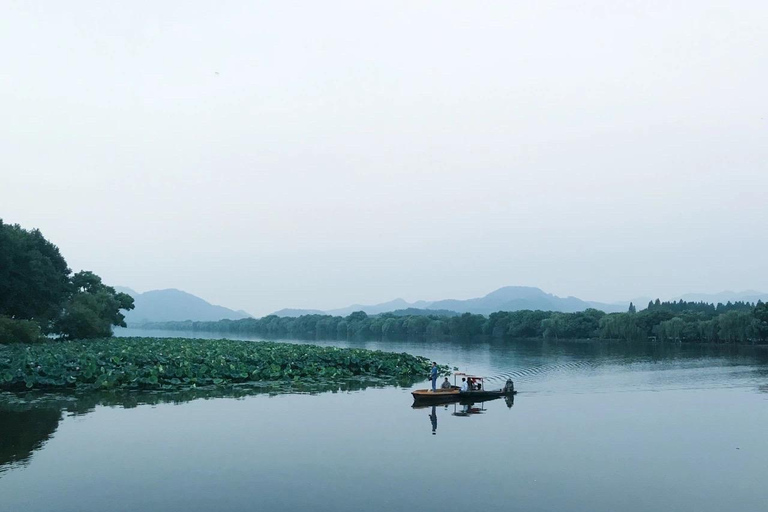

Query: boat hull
[411,388,516,405]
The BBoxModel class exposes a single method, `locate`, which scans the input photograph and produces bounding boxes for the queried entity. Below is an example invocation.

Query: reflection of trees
[0,376,421,472]
[0,407,62,471]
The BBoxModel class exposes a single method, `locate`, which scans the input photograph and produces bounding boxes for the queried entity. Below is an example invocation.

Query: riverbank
[0,337,447,391]
[133,303,768,346]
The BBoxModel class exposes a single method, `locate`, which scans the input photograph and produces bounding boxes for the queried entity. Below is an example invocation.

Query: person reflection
[428,405,437,435]
[505,395,515,409]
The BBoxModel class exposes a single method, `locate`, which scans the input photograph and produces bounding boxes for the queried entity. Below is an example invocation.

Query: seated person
[460,378,468,392]
[440,377,452,389]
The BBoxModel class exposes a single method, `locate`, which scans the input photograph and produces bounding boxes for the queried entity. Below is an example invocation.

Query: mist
[2,1,766,315]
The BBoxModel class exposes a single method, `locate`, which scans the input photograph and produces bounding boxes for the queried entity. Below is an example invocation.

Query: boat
[411,373,516,405]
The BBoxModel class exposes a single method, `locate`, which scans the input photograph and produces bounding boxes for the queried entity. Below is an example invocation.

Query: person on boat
[460,378,468,392]
[504,379,515,393]
[440,377,451,389]
[430,362,438,392]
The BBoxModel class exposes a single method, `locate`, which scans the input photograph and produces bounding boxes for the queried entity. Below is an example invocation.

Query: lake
[2,329,767,512]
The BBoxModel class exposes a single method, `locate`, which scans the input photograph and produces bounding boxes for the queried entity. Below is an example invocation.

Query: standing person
[430,362,438,392]
[460,378,468,392]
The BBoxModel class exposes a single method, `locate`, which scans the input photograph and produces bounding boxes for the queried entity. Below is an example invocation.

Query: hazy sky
[3,1,767,315]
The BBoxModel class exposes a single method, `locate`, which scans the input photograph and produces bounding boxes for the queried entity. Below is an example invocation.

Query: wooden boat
[412,373,516,405]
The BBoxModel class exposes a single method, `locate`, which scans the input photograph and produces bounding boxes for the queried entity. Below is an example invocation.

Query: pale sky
[2,1,767,316]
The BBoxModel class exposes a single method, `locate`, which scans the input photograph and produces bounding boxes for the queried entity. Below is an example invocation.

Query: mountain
[270,308,326,317]
[118,288,252,324]
[388,308,459,317]
[326,298,417,317]
[270,286,629,317]
[426,286,627,315]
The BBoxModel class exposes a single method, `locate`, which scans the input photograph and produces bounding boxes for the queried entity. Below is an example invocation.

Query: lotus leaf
[0,337,448,391]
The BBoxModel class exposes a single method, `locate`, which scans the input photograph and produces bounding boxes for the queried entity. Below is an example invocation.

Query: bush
[0,316,45,344]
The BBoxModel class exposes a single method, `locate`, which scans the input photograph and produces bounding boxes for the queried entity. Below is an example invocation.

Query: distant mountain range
[117,285,768,325]
[268,287,768,318]
[270,286,632,317]
[116,287,252,324]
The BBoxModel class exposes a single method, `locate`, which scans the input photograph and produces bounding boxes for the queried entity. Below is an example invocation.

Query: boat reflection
[415,394,514,435]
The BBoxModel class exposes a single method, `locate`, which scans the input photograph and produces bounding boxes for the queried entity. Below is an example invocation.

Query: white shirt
[460,382,468,392]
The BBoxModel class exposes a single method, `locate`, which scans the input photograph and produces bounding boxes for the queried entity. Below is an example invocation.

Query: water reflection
[452,402,487,417]
[0,407,61,473]
[0,376,423,473]
[416,395,515,435]
[428,406,437,435]
[3,335,768,512]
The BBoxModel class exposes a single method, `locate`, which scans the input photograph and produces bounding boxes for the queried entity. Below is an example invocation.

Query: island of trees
[0,220,442,392]
[141,299,768,345]
[0,219,134,343]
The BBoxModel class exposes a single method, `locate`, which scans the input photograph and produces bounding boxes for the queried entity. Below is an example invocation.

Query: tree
[542,313,566,339]
[0,220,71,329]
[599,313,641,341]
[54,271,134,340]
[346,311,368,323]
[752,300,768,342]
[628,302,636,314]
[656,317,684,342]
[0,316,44,344]
[753,301,768,343]
[717,310,754,343]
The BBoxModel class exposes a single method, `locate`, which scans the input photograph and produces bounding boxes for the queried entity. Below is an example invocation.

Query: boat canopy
[453,372,483,380]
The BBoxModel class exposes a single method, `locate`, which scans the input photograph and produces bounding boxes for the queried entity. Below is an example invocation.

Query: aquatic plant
[0,337,448,391]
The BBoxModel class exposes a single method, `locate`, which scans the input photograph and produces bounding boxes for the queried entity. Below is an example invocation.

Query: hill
[385,308,459,317]
[426,286,627,315]
[270,308,326,317]
[271,286,629,317]
[118,288,252,324]
[325,298,426,317]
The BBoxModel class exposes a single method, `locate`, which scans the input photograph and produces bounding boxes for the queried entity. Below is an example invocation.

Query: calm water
[2,329,767,512]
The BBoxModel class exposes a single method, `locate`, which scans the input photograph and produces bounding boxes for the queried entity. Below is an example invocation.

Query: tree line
[140,299,768,345]
[0,220,134,343]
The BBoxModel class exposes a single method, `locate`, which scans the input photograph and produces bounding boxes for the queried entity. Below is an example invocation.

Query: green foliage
[646,298,754,315]
[754,301,768,343]
[0,221,134,340]
[655,317,685,341]
[0,337,446,391]
[0,220,71,328]
[140,301,768,345]
[542,313,566,339]
[599,313,642,341]
[54,271,134,339]
[0,316,45,344]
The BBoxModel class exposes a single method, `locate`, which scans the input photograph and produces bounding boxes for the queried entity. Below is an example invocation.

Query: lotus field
[0,337,446,391]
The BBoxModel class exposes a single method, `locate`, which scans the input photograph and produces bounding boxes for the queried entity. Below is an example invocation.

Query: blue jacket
[430,366,438,379]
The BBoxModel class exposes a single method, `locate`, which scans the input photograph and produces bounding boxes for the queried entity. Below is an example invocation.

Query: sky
[2,1,767,316]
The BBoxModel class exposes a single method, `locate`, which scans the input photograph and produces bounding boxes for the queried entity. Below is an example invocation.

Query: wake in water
[483,360,602,384]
